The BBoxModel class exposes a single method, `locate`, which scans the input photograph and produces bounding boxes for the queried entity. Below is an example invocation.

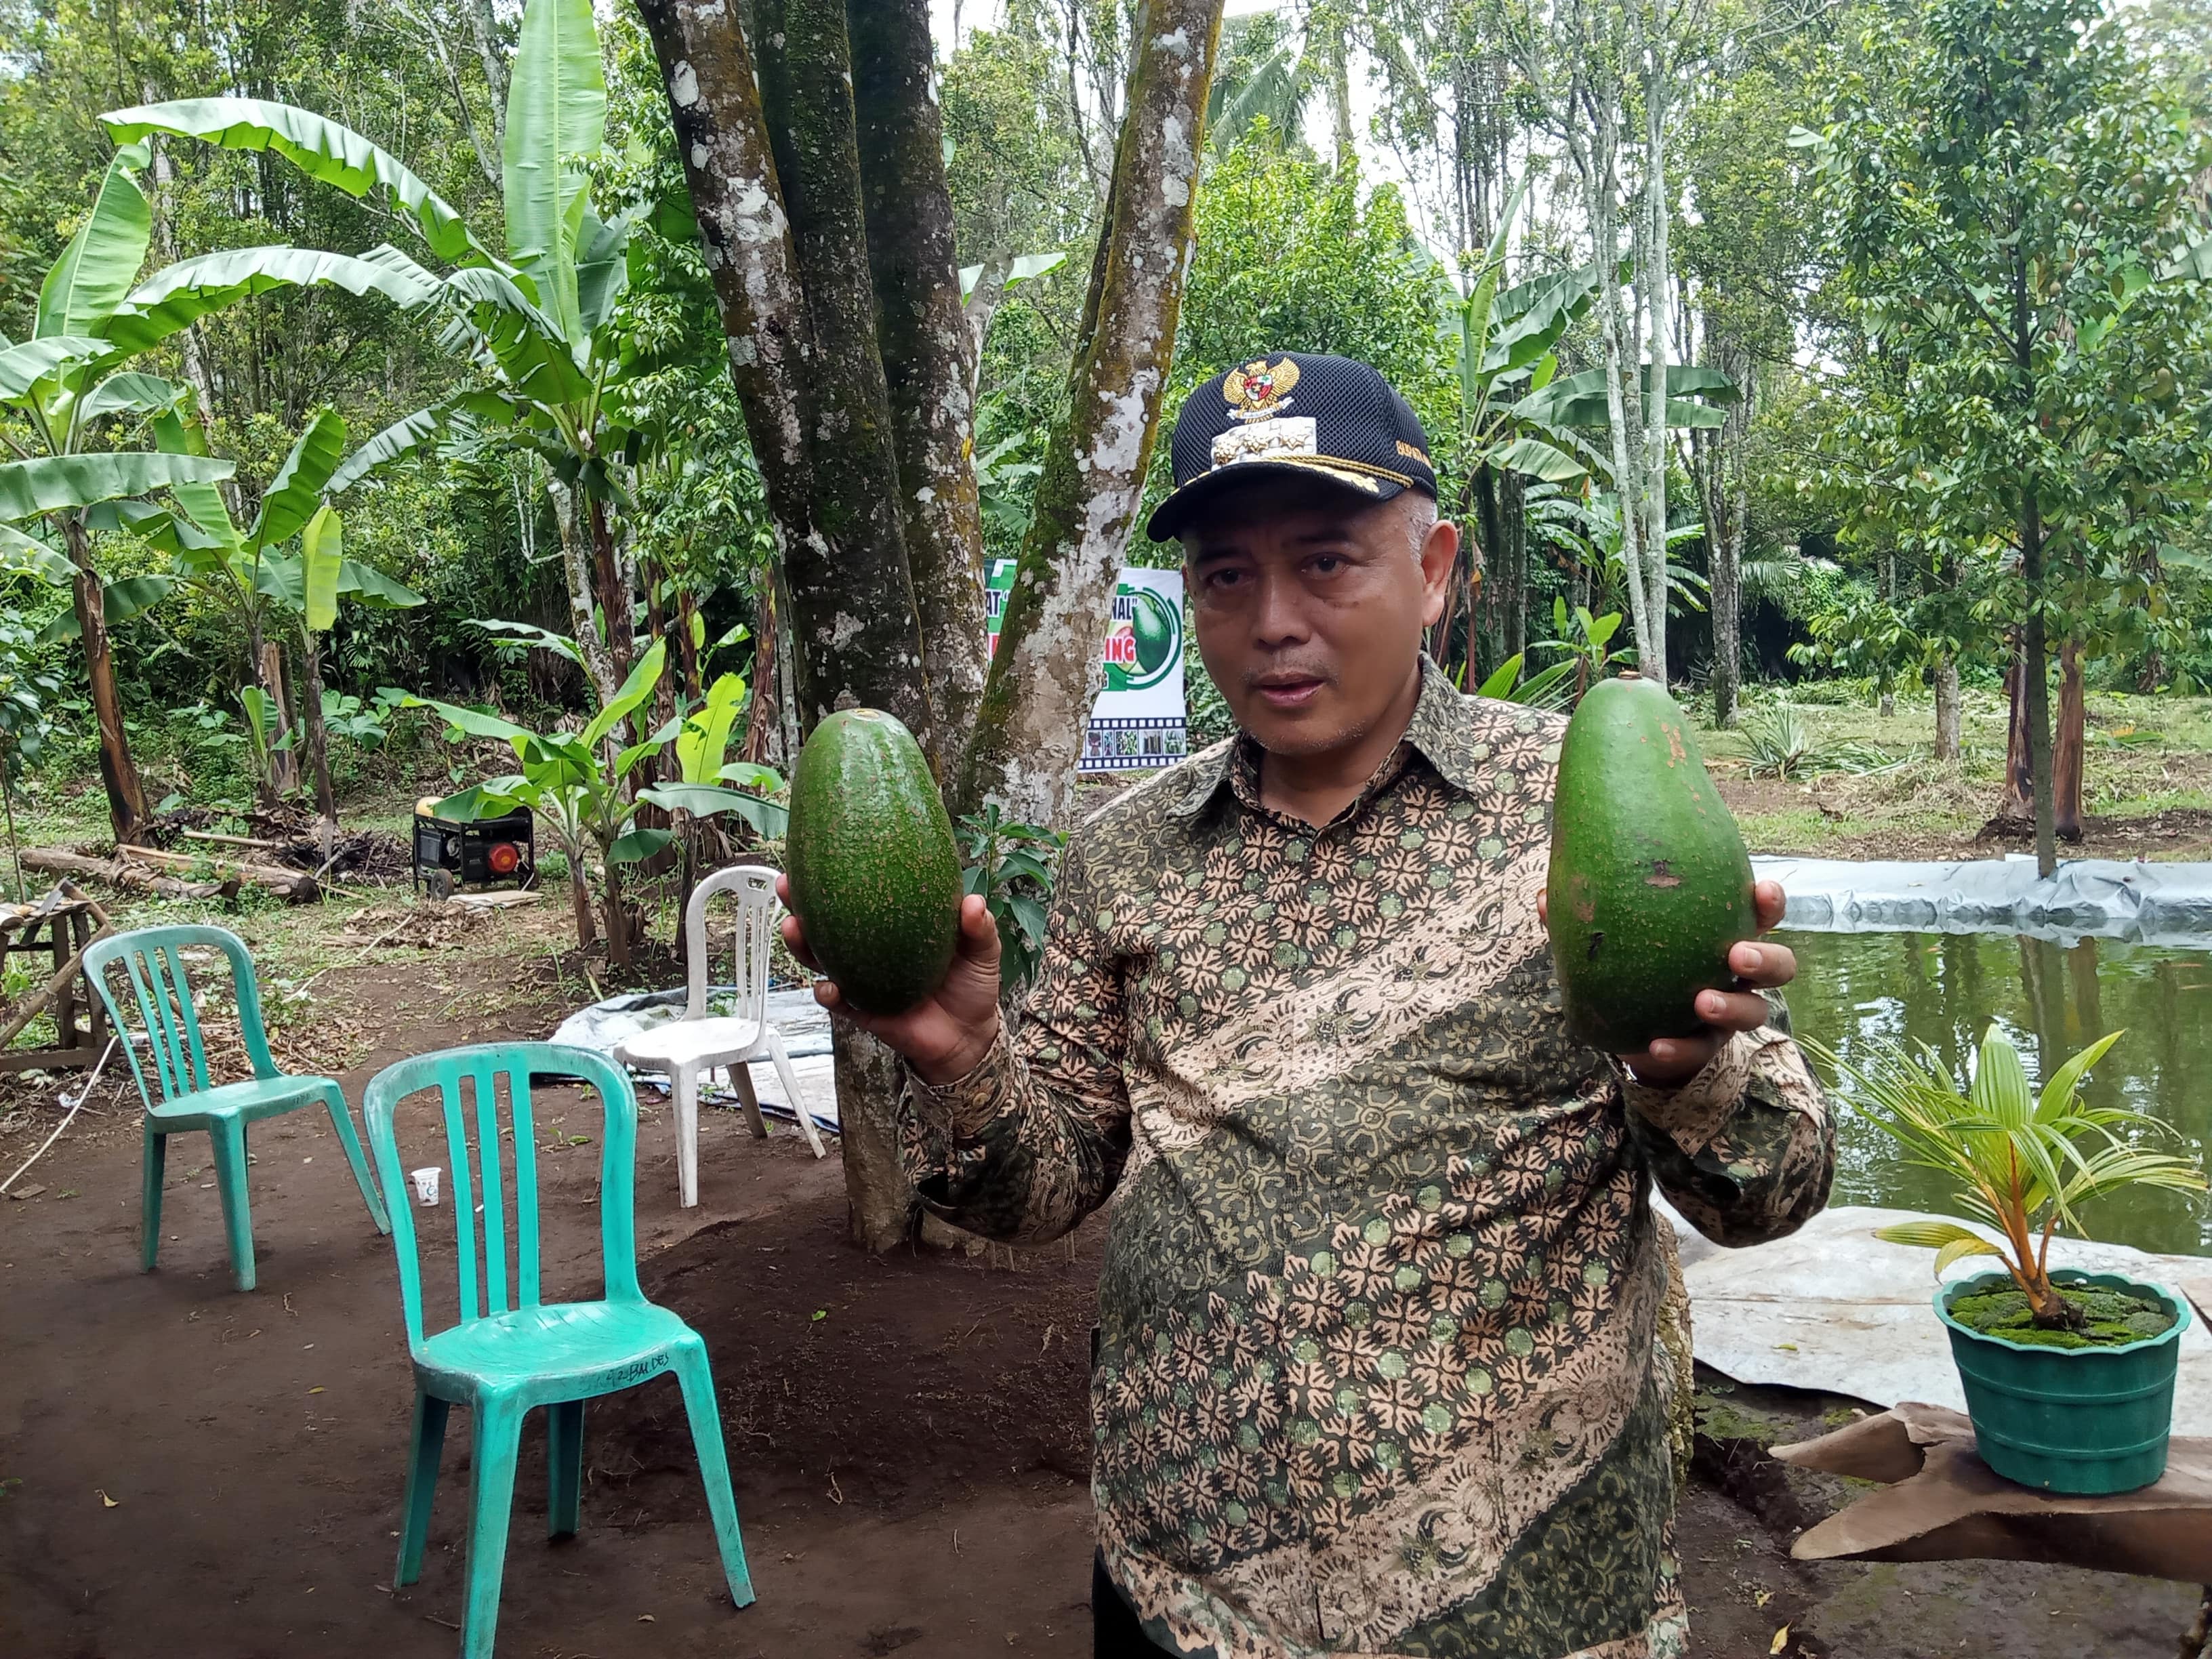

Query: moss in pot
[1809,1023,2206,1494]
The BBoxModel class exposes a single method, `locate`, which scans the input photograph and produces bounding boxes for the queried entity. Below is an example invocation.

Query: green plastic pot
[1936,1269,2192,1495]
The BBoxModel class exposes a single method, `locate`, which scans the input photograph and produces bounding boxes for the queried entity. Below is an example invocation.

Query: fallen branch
[178,828,283,851]
[115,844,319,902]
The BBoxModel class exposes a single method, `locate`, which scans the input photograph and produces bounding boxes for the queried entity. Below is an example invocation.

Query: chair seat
[146,1073,331,1125]
[416,1300,695,1395]
[616,1017,766,1071]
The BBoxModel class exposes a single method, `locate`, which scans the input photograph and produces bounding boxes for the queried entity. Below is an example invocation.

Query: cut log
[115,844,319,901]
[20,847,240,903]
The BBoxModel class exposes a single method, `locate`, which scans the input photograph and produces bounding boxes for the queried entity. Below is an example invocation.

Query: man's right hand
[775,875,1006,1086]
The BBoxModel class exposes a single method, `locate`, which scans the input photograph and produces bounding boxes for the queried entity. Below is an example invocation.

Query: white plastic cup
[410,1166,442,1207]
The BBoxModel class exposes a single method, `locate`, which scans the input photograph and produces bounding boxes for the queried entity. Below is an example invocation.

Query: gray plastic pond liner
[1755,853,2212,948]
[551,985,840,1133]
[1660,1200,2212,1435]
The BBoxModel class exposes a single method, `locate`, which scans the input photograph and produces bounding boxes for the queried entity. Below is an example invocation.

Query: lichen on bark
[954,0,1226,826]
[851,0,991,751]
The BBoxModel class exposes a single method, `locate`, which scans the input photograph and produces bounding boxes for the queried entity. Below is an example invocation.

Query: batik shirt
[894,659,1834,1659]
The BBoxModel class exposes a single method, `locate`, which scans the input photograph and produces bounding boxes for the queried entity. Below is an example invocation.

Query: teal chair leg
[140,1124,167,1272]
[206,1117,256,1293]
[397,1390,449,1586]
[461,1395,525,1659]
[316,1082,391,1234]
[673,1340,754,1608]
[546,1399,584,1540]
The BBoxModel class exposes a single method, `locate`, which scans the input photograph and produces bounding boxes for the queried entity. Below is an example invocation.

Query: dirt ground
[3,909,2206,1658]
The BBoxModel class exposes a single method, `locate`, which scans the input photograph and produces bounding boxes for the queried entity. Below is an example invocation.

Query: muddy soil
[3,929,2203,1658]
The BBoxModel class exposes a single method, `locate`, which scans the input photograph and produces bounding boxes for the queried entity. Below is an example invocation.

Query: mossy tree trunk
[954,0,1225,825]
[636,0,1225,1250]
[851,0,991,749]
[63,514,150,846]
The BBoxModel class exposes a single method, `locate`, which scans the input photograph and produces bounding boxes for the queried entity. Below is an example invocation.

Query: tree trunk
[1500,468,1528,661]
[754,0,940,751]
[2054,637,2085,842]
[953,0,1225,825]
[298,632,337,832]
[567,852,598,954]
[835,1023,915,1250]
[851,0,992,754]
[587,492,635,682]
[639,0,939,759]
[602,852,632,968]
[2021,493,2057,876]
[550,480,620,706]
[1638,53,1672,684]
[1569,110,1652,672]
[2001,642,2034,819]
[62,516,148,846]
[1935,655,1961,760]
[741,579,779,766]
[258,638,300,798]
[675,583,703,703]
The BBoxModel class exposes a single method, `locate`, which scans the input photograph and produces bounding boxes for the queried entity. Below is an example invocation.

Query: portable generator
[412,798,535,900]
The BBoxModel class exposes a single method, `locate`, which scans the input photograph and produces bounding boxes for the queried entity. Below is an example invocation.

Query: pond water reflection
[1780,929,2212,1257]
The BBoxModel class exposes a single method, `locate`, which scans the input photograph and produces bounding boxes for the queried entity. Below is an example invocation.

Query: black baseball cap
[1145,351,1439,541]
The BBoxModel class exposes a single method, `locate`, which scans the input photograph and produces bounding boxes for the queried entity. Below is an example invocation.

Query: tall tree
[636,0,1222,1248]
[1810,0,2212,873]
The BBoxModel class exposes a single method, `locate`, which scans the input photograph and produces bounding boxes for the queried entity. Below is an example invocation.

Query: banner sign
[987,560,1189,773]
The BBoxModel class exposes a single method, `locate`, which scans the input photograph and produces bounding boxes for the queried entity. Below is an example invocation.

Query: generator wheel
[423,867,455,902]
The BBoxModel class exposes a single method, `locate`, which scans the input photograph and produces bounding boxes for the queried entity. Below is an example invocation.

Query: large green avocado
[1545,674,1756,1053]
[785,708,962,1017]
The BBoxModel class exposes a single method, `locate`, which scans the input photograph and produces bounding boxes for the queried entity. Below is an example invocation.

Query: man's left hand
[1536,878,1795,1086]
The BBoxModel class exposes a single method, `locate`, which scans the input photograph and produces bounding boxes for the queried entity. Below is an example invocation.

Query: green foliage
[1806,0,2212,722]
[1808,1023,2207,1326]
[1531,599,1635,694]
[957,804,1067,996]
[1736,703,1896,779]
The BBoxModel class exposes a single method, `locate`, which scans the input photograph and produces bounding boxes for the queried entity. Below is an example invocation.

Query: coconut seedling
[1810,1023,2207,1331]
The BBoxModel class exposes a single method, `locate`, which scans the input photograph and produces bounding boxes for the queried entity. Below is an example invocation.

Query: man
[781,352,1834,1659]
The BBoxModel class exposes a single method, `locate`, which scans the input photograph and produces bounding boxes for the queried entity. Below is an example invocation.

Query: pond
[1781,928,2212,1258]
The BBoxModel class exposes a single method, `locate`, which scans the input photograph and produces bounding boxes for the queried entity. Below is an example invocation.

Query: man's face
[1181,476,1458,760]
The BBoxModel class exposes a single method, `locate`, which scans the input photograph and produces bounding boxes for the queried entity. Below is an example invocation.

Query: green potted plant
[1810,1023,2207,1494]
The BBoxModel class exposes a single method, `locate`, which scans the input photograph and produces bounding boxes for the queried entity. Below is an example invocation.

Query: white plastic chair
[613,865,825,1207]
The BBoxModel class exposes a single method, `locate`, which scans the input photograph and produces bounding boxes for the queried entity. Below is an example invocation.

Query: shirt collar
[1170,655,1481,820]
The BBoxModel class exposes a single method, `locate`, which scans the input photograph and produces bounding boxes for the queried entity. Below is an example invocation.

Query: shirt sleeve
[891,837,1133,1245]
[1618,997,1836,1248]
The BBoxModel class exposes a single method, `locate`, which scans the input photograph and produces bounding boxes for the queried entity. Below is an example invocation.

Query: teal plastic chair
[361,1042,753,1658]
[83,924,390,1292]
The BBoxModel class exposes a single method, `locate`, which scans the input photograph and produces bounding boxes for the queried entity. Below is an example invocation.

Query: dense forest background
[5,0,2212,834]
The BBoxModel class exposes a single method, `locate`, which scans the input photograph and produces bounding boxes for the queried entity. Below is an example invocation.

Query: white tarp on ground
[551,986,840,1133]
[1662,1200,2212,1435]
[1753,853,2212,948]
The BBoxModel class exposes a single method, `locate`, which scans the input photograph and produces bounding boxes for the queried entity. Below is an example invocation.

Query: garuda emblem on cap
[1223,356,1298,422]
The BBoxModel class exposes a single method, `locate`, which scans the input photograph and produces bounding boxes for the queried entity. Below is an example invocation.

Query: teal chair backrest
[362,1044,644,1353]
[82,925,279,1107]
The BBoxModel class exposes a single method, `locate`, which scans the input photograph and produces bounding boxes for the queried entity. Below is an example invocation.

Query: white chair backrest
[684,865,781,1025]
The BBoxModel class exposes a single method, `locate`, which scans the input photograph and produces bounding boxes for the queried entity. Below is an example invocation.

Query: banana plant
[634,669,788,956]
[0,141,435,842]
[410,640,676,967]
[108,405,425,819]
[110,0,649,711]
[1424,180,1610,684]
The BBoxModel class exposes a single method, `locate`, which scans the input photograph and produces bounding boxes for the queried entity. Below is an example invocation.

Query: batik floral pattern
[895,659,1833,1658]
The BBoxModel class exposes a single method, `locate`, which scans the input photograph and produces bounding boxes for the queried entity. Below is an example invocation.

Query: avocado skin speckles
[786,708,962,1017]
[1545,676,1755,1053]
